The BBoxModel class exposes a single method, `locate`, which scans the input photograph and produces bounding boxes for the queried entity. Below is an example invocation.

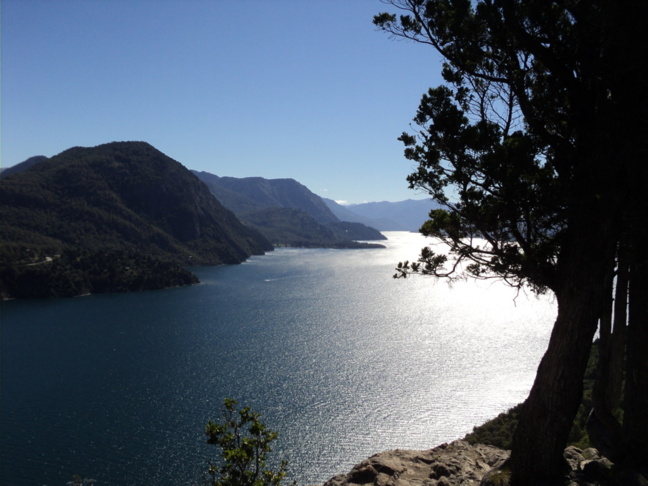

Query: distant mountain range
[192,171,386,248]
[190,172,438,235]
[324,198,439,232]
[1,141,437,298]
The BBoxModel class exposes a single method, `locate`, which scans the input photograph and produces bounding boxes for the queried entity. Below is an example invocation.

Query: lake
[0,232,556,486]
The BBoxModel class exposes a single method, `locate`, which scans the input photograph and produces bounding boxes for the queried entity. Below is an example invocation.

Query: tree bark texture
[510,218,617,485]
[608,253,628,411]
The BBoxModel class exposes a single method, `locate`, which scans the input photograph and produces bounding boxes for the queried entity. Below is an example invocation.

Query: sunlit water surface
[1,232,556,485]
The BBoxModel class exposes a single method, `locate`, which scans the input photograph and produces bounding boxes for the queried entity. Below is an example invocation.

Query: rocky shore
[321,440,647,486]
[323,440,507,486]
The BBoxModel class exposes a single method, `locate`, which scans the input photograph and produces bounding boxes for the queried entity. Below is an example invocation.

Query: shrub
[203,398,292,486]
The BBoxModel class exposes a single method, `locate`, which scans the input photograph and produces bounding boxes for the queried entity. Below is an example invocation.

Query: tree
[203,398,291,486]
[375,1,648,484]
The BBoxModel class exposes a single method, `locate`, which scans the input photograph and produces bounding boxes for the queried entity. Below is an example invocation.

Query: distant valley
[0,141,436,298]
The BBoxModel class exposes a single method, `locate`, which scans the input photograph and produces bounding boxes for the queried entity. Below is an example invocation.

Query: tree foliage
[0,248,198,299]
[203,399,291,486]
[380,1,601,293]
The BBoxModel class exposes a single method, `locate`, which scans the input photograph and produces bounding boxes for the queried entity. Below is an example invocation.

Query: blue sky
[2,0,444,203]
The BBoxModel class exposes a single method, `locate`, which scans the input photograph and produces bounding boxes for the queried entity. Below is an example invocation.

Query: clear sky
[2,0,445,204]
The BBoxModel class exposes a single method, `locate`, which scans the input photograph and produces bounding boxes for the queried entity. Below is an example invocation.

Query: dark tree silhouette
[375,1,648,483]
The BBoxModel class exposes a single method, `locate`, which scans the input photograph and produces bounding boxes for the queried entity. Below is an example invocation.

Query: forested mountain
[240,208,385,248]
[0,142,272,298]
[193,171,386,247]
[0,155,49,178]
[324,198,440,231]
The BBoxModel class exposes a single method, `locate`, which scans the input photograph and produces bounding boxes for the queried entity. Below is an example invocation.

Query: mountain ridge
[192,171,386,247]
[324,198,439,232]
[4,157,433,234]
[192,171,339,223]
[0,142,272,298]
[0,155,49,178]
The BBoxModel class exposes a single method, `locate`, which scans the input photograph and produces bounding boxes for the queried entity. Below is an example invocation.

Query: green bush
[203,399,293,486]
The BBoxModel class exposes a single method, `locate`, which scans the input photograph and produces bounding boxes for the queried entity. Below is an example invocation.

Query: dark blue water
[1,232,556,486]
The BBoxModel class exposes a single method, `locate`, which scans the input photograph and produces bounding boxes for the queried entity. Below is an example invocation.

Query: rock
[564,446,586,472]
[323,440,648,486]
[322,440,648,486]
[322,440,509,486]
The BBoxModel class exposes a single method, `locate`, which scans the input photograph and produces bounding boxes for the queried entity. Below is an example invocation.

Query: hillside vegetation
[242,207,385,248]
[0,142,272,298]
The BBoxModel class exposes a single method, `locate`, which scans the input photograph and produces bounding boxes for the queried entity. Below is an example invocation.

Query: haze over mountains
[0,141,436,298]
[324,198,439,232]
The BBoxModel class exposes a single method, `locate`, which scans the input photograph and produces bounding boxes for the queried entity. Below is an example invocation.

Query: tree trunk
[608,251,628,410]
[510,300,598,484]
[592,249,628,459]
[588,270,623,462]
[623,257,648,467]
[509,223,617,485]
[610,0,648,469]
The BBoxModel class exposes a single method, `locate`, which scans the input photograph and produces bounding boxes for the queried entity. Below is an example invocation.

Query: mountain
[193,172,338,223]
[241,207,385,248]
[0,142,272,298]
[193,171,386,247]
[323,198,392,228]
[324,198,440,232]
[0,155,49,178]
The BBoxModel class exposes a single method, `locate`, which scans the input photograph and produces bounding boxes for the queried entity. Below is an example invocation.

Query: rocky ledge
[322,440,647,486]
[323,440,508,486]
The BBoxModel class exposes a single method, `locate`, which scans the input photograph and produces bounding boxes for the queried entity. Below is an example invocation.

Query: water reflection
[1,232,556,485]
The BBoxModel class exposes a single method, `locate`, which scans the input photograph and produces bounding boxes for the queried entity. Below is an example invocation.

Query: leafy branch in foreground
[203,398,292,486]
